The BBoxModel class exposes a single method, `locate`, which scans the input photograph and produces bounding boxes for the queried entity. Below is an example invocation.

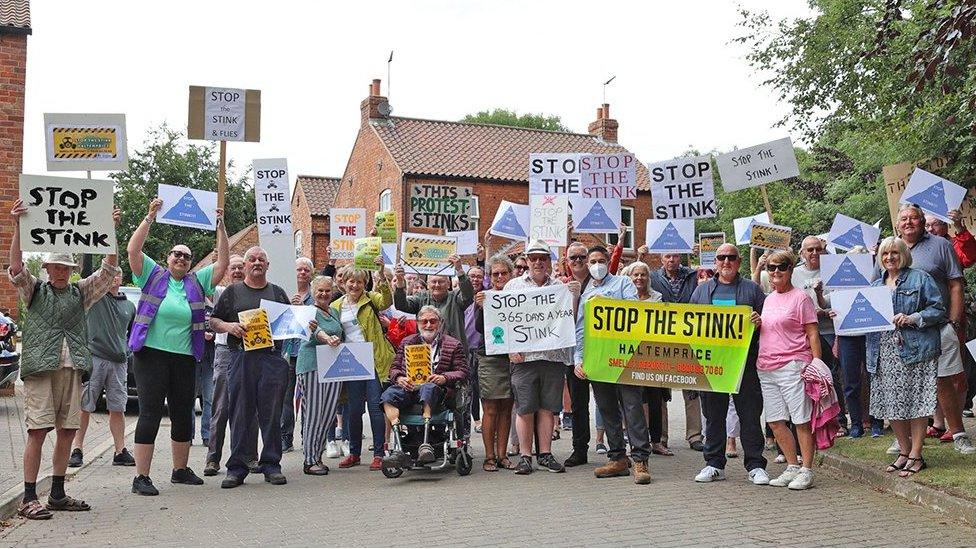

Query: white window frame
[468,194,480,233]
[294,229,303,256]
[606,206,634,251]
[379,189,392,212]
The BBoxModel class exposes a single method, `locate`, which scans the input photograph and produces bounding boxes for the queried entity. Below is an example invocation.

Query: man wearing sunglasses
[563,241,595,467]
[688,243,770,484]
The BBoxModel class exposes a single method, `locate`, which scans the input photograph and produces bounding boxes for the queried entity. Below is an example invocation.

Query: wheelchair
[381,380,473,478]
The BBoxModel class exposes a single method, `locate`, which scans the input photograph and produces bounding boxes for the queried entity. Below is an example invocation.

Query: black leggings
[133,347,197,444]
[644,388,670,444]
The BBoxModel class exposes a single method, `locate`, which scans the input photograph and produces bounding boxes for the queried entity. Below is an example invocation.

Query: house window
[379,189,392,212]
[606,206,634,251]
[294,230,303,256]
[468,194,480,233]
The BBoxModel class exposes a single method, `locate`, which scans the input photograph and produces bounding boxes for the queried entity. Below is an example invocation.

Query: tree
[461,108,570,132]
[111,125,256,280]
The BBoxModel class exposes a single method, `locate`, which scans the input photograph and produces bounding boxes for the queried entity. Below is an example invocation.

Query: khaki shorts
[23,368,83,431]
[937,323,964,378]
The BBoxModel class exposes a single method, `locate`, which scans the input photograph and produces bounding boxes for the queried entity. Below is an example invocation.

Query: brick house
[332,79,652,264]
[0,0,30,317]
[291,175,340,267]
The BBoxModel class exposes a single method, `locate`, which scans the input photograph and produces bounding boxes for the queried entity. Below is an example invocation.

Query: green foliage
[461,109,570,132]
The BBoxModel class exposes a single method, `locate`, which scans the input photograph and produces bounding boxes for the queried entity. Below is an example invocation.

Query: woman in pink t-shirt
[757,250,821,490]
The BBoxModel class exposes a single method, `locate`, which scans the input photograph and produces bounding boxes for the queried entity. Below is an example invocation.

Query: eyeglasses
[568,255,587,262]
[527,256,549,263]
[419,318,439,325]
[803,247,824,253]
[766,263,790,272]
[715,254,739,262]
[490,271,509,277]
[169,250,192,261]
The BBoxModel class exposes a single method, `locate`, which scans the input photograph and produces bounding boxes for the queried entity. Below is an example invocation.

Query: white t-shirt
[341,302,365,342]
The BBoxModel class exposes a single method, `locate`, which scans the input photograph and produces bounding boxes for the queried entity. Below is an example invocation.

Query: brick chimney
[588,103,618,144]
[361,78,390,124]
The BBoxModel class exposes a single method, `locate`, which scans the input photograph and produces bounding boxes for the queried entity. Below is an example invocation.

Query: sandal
[482,458,498,472]
[899,456,927,478]
[498,458,515,470]
[46,495,91,511]
[18,499,53,520]
[885,454,909,473]
[926,426,947,438]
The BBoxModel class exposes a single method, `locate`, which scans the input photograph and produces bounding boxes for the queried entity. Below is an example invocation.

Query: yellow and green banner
[582,297,754,393]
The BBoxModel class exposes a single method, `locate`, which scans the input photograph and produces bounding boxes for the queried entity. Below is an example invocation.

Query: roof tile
[0,0,30,30]
[296,175,341,216]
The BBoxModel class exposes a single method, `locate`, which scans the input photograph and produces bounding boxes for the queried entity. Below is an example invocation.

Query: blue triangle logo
[840,292,890,330]
[832,224,867,250]
[826,257,871,287]
[325,347,372,378]
[650,222,691,251]
[904,181,949,215]
[381,247,394,264]
[162,191,212,226]
[576,201,617,230]
[270,308,307,338]
[494,206,526,238]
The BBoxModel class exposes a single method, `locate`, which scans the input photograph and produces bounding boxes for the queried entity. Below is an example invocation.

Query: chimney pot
[602,103,610,119]
[371,79,382,96]
[596,107,603,120]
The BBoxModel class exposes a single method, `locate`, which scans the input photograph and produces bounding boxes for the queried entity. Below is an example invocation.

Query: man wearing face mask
[572,246,652,484]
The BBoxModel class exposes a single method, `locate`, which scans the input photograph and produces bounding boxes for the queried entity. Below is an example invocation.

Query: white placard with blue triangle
[261,299,317,341]
[571,196,620,233]
[733,212,770,245]
[645,219,695,253]
[317,342,376,383]
[157,183,217,230]
[831,286,895,336]
[488,200,530,240]
[820,254,877,289]
[381,243,397,269]
[900,168,967,222]
[826,213,881,252]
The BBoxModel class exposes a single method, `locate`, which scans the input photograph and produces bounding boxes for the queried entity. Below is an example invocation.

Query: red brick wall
[310,216,329,267]
[291,182,312,260]
[0,33,27,318]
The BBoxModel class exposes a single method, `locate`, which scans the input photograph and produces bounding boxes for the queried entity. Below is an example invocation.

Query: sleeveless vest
[128,264,207,360]
[21,282,91,379]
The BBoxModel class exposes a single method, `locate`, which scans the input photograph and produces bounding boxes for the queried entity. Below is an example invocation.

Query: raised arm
[128,198,162,278]
[211,208,229,283]
[8,199,26,276]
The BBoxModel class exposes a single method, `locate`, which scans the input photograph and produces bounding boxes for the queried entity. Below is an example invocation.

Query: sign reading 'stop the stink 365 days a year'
[408,183,474,231]
[187,86,261,142]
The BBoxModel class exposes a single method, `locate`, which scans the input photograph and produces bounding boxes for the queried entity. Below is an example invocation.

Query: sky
[21,1,814,188]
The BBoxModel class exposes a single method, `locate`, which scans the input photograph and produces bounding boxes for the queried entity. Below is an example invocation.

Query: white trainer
[886,439,901,455]
[748,468,770,485]
[769,464,801,487]
[325,441,340,459]
[694,465,726,483]
[788,468,813,490]
[340,440,350,456]
[953,433,976,455]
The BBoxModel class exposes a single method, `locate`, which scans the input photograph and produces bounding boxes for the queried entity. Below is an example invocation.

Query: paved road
[1,412,974,547]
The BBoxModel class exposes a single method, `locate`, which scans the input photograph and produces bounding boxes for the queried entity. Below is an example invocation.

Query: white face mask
[588,263,608,281]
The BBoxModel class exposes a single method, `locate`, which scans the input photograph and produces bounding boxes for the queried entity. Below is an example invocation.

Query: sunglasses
[169,250,192,261]
[419,318,439,325]
[715,254,739,262]
[490,271,509,277]
[568,255,587,262]
[515,265,528,271]
[766,263,790,272]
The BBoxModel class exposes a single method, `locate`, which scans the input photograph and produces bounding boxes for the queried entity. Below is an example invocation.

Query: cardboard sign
[157,183,218,231]
[529,194,569,246]
[401,232,457,275]
[649,155,717,219]
[489,201,530,240]
[582,297,755,393]
[187,86,261,142]
[330,208,366,260]
[18,174,117,254]
[529,153,580,195]
[446,230,478,255]
[579,153,637,200]
[826,213,881,252]
[375,211,397,243]
[44,113,128,172]
[254,158,293,237]
[261,299,316,341]
[646,219,695,253]
[900,168,967,223]
[831,287,895,336]
[821,254,877,289]
[715,137,800,192]
[404,343,431,385]
[749,221,792,250]
[317,343,376,382]
[354,237,382,270]
[571,196,620,233]
[482,284,576,355]
[408,183,474,230]
[699,232,726,269]
[238,308,273,351]
[733,212,771,245]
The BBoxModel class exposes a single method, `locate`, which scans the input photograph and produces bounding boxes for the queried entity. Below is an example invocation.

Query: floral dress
[869,330,938,420]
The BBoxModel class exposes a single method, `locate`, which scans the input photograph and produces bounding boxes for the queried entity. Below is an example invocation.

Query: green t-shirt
[132,254,215,356]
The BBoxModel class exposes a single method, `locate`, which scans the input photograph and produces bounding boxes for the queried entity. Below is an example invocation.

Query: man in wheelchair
[381,306,469,467]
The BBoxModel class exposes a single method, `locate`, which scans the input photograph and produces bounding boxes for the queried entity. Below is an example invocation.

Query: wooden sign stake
[759,185,774,224]
[217,140,227,210]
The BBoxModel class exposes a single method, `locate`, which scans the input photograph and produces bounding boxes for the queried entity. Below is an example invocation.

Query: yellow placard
[51,127,119,159]
[401,233,457,275]
[749,222,792,251]
[238,308,273,351]
[375,211,397,243]
[404,344,431,385]
[354,237,382,270]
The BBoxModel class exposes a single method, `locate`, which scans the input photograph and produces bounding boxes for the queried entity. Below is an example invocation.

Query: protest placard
[354,237,382,269]
[18,174,117,254]
[698,232,726,268]
[253,158,296,296]
[882,158,948,229]
[529,153,580,195]
[260,299,316,341]
[401,232,457,275]
[715,137,800,192]
[826,213,881,252]
[831,287,895,336]
[645,219,695,253]
[489,201,530,240]
[156,183,218,231]
[749,221,792,250]
[582,297,755,393]
[381,243,397,268]
[187,86,261,142]
[571,196,620,233]
[330,208,366,259]
[483,284,575,355]
[579,153,637,200]
[44,113,128,172]
[821,254,876,289]
[317,342,376,383]
[404,344,431,385]
[966,338,976,362]
[649,155,717,219]
[375,211,397,243]
[446,230,478,255]
[900,168,967,223]
[408,183,474,230]
[238,308,273,351]
[733,212,770,245]
[529,194,569,246]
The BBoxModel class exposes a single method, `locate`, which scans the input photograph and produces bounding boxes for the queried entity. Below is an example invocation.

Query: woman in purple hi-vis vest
[126,197,229,496]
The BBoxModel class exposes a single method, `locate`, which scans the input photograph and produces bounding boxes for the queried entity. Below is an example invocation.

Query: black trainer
[171,467,204,485]
[564,450,588,467]
[537,453,566,473]
[220,475,243,489]
[514,455,534,475]
[68,448,83,468]
[113,448,135,466]
[264,472,287,485]
[131,475,159,496]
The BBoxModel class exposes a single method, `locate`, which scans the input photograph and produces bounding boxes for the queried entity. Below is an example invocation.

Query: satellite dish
[378,101,393,116]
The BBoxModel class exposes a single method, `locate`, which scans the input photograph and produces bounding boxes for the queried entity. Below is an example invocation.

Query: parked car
[117,286,141,412]
[0,311,19,386]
